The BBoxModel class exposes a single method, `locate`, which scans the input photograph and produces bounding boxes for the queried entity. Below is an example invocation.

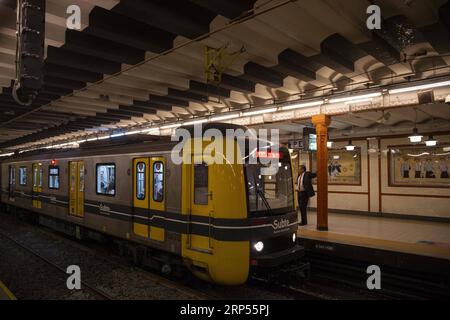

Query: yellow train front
[0,123,303,286]
[176,124,303,285]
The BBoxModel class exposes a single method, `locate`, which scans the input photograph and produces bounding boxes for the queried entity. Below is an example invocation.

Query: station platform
[297,212,450,278]
[0,281,15,300]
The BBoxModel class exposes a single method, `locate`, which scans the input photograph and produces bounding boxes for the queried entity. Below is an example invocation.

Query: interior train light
[408,128,423,143]
[425,136,437,147]
[389,80,450,94]
[280,100,323,111]
[242,107,277,117]
[254,241,264,252]
[327,141,333,148]
[292,233,296,243]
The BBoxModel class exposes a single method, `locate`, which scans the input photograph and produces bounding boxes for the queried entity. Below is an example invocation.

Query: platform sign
[288,139,304,150]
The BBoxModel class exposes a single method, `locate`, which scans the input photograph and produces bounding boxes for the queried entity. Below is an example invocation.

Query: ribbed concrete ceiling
[0,0,449,150]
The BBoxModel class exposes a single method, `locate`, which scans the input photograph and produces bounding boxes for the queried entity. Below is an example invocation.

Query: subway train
[0,123,303,285]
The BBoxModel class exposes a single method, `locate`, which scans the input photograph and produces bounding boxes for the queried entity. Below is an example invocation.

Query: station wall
[294,133,450,221]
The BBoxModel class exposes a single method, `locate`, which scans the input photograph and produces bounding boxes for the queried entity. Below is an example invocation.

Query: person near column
[414,158,422,178]
[439,158,449,179]
[425,158,435,178]
[297,164,317,226]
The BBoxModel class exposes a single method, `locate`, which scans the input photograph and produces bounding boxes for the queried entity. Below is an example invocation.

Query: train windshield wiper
[256,187,273,214]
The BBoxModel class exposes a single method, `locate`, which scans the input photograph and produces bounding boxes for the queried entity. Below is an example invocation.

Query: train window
[39,166,43,188]
[9,166,15,185]
[153,162,164,202]
[136,162,146,200]
[194,163,208,205]
[49,166,60,189]
[33,166,38,187]
[19,167,27,186]
[96,164,116,196]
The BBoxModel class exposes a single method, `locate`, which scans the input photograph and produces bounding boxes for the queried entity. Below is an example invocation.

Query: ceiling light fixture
[125,130,142,135]
[183,118,208,126]
[344,98,373,105]
[425,135,437,147]
[329,92,381,104]
[389,80,450,94]
[409,109,423,143]
[408,128,423,143]
[160,123,181,130]
[242,107,277,117]
[141,127,160,133]
[210,113,240,122]
[346,139,355,151]
[280,100,323,111]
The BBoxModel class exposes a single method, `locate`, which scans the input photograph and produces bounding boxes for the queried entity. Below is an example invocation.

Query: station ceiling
[0,0,450,150]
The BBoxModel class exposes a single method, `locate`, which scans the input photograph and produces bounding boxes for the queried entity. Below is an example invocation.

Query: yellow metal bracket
[204,44,245,84]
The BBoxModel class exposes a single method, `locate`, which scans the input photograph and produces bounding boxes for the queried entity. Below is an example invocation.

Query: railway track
[0,212,211,300]
[0,230,113,300]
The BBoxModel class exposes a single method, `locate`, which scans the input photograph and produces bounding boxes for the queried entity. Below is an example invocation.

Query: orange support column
[312,114,331,231]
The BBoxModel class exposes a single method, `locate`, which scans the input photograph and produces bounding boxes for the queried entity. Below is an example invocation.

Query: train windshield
[245,154,294,216]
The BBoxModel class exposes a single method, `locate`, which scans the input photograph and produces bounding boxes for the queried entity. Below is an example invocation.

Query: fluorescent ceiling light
[329,92,381,104]
[183,118,208,126]
[389,80,450,94]
[87,137,98,142]
[76,139,86,144]
[110,133,125,138]
[242,107,277,117]
[210,113,240,122]
[125,130,141,135]
[280,100,323,111]
[345,98,373,105]
[160,123,181,130]
[141,127,160,133]
[0,153,14,157]
[98,135,111,140]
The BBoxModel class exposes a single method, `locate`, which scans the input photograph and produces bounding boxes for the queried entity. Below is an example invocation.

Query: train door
[32,163,42,208]
[132,157,166,241]
[133,158,149,238]
[8,165,15,200]
[69,161,85,218]
[188,152,214,253]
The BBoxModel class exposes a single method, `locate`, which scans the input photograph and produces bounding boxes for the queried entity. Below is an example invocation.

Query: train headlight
[292,233,297,243]
[254,241,264,252]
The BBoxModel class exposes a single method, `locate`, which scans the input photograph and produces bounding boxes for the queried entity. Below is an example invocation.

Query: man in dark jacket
[297,165,317,226]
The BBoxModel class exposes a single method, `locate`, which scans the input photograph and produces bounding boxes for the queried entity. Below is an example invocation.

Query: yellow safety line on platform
[0,281,16,300]
[298,229,450,261]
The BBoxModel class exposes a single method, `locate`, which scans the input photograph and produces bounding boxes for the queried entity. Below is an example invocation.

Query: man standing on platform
[297,165,317,226]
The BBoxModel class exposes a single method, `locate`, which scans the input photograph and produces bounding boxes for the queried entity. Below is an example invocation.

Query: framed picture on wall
[311,148,361,185]
[388,145,450,188]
